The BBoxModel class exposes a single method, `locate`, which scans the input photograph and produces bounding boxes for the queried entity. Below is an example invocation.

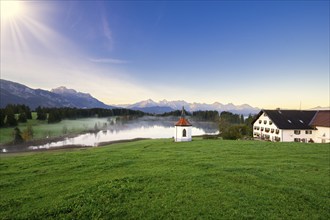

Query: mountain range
[0,79,260,114]
[0,79,113,109]
[121,99,260,115]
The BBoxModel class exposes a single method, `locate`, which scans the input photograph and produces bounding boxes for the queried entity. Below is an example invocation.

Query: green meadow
[1,139,329,219]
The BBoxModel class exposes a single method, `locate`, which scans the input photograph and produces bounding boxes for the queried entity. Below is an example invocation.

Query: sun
[1,1,24,20]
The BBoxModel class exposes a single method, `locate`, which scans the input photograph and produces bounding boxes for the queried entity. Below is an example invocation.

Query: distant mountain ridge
[0,79,113,109]
[0,79,260,114]
[6,79,323,115]
[123,99,260,115]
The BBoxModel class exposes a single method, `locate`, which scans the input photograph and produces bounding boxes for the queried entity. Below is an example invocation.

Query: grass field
[0,139,329,219]
[0,113,111,145]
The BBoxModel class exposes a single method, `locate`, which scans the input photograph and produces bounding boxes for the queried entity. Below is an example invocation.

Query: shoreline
[0,135,152,154]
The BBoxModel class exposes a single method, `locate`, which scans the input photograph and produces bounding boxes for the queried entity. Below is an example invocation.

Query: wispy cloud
[101,11,112,49]
[89,58,129,64]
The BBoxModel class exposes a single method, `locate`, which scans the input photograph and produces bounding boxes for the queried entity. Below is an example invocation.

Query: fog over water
[29,116,219,150]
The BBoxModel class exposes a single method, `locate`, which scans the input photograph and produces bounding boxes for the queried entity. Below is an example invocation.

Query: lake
[28,116,219,150]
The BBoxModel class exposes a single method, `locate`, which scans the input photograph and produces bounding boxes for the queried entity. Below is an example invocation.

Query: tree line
[0,104,146,127]
[158,109,219,121]
[0,104,32,127]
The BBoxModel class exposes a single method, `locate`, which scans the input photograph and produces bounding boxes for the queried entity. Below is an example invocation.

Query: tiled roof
[310,110,330,127]
[254,110,317,129]
[175,117,192,126]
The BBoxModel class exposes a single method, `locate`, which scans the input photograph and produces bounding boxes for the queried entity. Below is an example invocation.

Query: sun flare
[1,1,23,19]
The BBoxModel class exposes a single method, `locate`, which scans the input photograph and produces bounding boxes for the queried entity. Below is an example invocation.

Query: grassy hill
[1,139,329,219]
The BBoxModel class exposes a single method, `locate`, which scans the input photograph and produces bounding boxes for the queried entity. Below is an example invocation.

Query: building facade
[252,110,329,143]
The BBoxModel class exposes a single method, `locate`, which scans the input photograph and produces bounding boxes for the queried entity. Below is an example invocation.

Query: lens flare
[1,1,23,19]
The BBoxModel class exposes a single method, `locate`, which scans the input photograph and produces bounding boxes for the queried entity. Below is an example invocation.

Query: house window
[271,129,274,133]
[294,138,301,142]
[269,121,273,125]
[305,130,312,134]
[182,129,187,137]
[275,136,281,142]
[261,127,264,131]
[265,128,270,133]
[276,129,279,134]
[264,120,267,124]
[294,130,300,135]
[259,120,262,124]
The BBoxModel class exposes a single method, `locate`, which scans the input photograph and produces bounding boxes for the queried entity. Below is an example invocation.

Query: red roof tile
[175,117,192,126]
[310,110,330,127]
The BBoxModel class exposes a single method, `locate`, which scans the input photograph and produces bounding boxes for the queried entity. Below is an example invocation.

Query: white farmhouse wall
[253,112,282,142]
[314,126,330,143]
[174,126,192,142]
[281,130,315,142]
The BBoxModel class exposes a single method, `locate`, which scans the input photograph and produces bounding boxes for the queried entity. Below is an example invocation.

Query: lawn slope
[1,139,329,219]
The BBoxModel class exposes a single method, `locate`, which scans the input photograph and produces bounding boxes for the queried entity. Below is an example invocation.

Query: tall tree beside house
[219,111,255,140]
[240,115,245,124]
[244,114,256,136]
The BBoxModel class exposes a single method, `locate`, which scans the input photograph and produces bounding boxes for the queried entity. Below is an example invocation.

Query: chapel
[174,107,192,142]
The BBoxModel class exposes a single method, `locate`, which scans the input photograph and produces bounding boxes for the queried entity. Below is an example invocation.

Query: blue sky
[1,0,329,109]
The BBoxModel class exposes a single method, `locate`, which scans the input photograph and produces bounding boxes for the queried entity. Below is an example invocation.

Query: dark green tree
[240,115,245,124]
[13,127,24,144]
[221,124,249,140]
[48,110,61,123]
[18,112,27,123]
[6,112,18,127]
[244,114,256,137]
[36,106,47,120]
[0,109,5,127]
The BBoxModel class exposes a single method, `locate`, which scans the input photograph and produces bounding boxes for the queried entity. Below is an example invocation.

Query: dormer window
[288,120,292,123]
[299,120,304,124]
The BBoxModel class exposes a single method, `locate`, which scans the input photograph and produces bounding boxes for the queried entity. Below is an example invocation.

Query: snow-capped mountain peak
[123,99,260,115]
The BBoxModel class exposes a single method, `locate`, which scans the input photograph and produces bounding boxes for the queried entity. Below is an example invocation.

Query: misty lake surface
[29,116,219,150]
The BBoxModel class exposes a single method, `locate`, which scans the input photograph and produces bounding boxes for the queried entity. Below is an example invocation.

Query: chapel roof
[175,117,192,126]
[175,106,192,126]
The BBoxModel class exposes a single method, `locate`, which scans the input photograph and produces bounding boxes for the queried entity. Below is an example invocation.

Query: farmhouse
[252,110,330,143]
[174,107,192,142]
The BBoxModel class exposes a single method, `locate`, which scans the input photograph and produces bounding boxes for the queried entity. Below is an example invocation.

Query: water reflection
[29,116,219,150]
